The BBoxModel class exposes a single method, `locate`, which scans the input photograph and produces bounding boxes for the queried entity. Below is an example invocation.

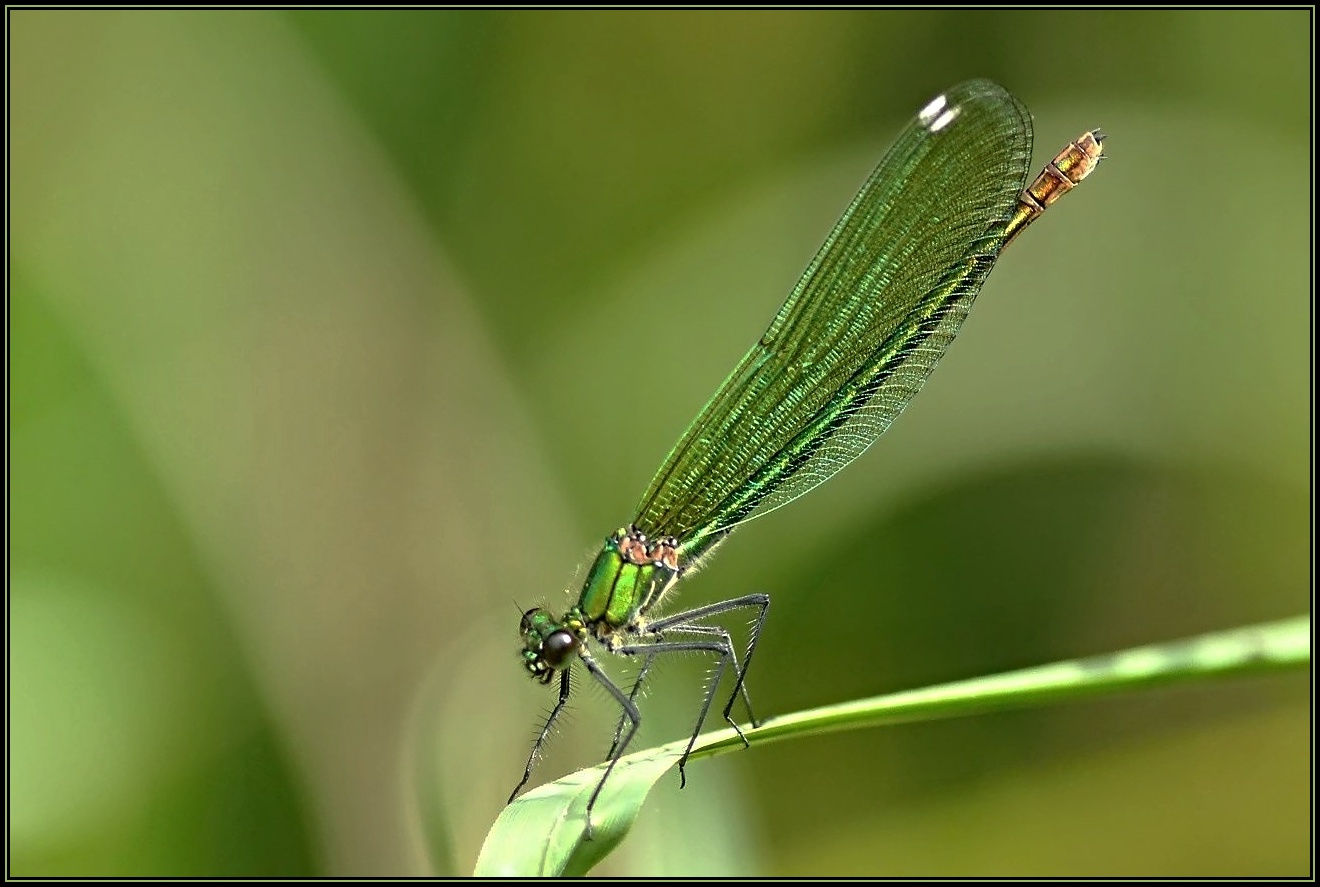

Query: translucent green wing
[632,79,1034,551]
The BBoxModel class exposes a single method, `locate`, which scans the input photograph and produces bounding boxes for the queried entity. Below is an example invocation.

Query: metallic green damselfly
[510,79,1104,834]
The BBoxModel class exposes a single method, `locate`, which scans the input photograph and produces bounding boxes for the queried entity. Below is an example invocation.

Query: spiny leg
[638,594,771,783]
[583,594,772,828]
[508,667,572,804]
[606,624,749,761]
[658,622,757,730]
[579,650,642,839]
[613,632,750,789]
[608,652,656,760]
[644,593,771,726]
[606,596,766,762]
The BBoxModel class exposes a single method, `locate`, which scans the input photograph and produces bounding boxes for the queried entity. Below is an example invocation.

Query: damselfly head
[519,607,583,683]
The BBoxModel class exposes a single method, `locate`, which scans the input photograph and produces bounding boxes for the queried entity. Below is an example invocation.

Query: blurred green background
[10,9,1310,877]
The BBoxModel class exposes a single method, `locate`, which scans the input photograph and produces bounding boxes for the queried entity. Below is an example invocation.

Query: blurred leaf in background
[10,9,1309,877]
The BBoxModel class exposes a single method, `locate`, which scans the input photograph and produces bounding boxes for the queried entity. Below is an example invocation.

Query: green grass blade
[474,615,1309,876]
[474,738,690,876]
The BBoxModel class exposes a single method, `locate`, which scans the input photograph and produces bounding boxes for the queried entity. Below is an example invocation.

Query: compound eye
[540,629,579,669]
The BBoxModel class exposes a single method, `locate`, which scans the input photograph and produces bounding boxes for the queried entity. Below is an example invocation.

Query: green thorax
[576,526,681,631]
